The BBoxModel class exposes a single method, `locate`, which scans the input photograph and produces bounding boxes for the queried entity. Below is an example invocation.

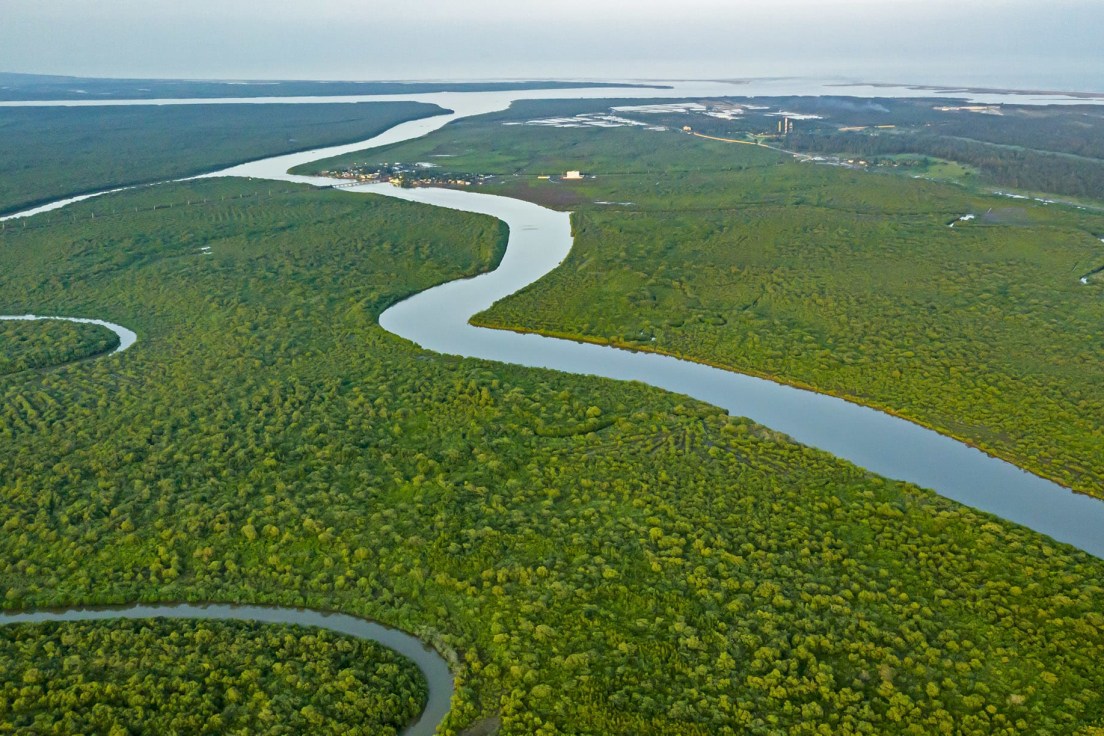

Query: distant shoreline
[848,81,1104,100]
[0,73,667,102]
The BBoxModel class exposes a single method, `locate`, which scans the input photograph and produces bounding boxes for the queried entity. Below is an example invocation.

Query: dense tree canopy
[0,101,443,215]
[328,102,1104,496]
[1,179,1102,734]
[0,320,118,375]
[0,618,426,735]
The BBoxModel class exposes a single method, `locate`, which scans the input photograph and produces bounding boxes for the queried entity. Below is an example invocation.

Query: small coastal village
[319,162,596,189]
[319,161,496,188]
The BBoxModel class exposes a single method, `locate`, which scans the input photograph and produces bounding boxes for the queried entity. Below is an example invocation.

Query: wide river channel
[2,81,1103,735]
[206,84,1104,560]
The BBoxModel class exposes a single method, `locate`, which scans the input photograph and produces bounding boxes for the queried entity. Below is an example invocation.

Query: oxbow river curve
[0,314,137,354]
[0,82,755,736]
[0,604,452,736]
[4,81,1104,736]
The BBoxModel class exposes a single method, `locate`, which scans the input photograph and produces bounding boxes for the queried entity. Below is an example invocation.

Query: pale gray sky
[2,0,1100,90]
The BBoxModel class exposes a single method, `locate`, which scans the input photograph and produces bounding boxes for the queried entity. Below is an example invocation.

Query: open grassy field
[310,101,1104,497]
[1,178,1102,734]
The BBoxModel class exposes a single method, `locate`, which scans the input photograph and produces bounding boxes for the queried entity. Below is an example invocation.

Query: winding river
[365,187,1104,559]
[3,81,1104,735]
[212,102,1104,560]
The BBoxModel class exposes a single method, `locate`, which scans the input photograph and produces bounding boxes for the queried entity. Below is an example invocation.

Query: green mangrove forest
[323,101,1104,497]
[1,177,1102,734]
[0,101,443,216]
[0,618,425,735]
[0,320,119,376]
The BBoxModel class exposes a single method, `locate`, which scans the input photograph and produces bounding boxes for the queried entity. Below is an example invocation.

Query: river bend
[363,186,1104,558]
[216,129,1104,559]
[3,82,1104,736]
[0,604,451,736]
[0,314,137,353]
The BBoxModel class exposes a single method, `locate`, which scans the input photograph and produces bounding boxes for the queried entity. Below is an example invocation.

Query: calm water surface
[2,78,1103,107]
[10,79,1095,557]
[3,80,1102,736]
[367,186,1104,558]
[208,110,1104,558]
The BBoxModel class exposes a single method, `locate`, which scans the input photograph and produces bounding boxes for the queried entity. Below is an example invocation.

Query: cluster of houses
[321,162,593,189]
[320,163,493,188]
[933,105,1003,115]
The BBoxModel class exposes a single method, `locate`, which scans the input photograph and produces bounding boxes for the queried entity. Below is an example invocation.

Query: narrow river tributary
[3,81,1103,735]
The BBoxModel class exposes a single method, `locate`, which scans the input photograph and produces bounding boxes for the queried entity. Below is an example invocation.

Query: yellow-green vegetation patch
[871,154,979,182]
[361,104,1104,495]
[0,618,426,735]
[0,179,1102,734]
[0,319,119,375]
